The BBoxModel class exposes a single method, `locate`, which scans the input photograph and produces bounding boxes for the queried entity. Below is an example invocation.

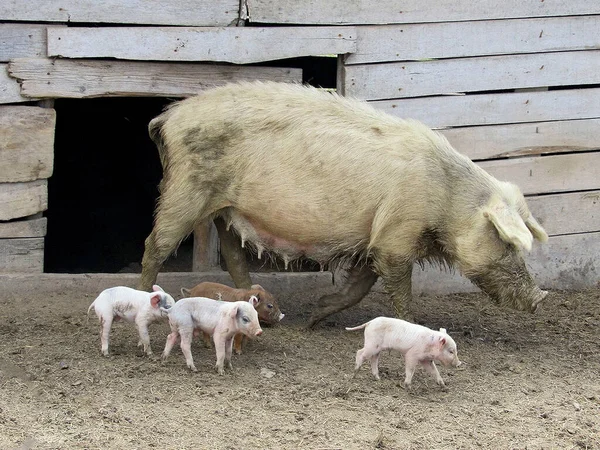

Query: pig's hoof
[403,382,412,391]
[102,351,109,357]
[188,365,198,372]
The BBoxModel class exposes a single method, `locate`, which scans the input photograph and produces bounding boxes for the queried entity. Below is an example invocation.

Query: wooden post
[192,221,220,271]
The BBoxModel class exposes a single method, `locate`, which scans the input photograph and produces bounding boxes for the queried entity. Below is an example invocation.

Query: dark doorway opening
[44,97,175,273]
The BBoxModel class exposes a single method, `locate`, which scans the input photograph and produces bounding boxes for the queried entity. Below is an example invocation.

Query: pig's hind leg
[162,330,179,360]
[308,266,378,328]
[99,315,113,357]
[139,182,222,291]
[179,328,197,372]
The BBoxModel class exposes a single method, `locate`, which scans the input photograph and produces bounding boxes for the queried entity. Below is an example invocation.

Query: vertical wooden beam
[192,221,220,271]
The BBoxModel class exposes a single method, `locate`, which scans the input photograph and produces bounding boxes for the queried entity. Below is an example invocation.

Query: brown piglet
[180,282,284,354]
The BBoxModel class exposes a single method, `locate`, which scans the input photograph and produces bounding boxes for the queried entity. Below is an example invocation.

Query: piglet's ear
[439,328,447,334]
[251,284,265,291]
[483,197,533,252]
[152,285,165,292]
[438,336,446,346]
[229,304,239,319]
[150,293,162,308]
[248,295,260,307]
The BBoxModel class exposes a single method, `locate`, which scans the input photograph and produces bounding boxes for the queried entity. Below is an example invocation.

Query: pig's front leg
[135,320,153,356]
[403,352,420,390]
[224,337,234,371]
[383,261,414,321]
[421,360,446,389]
[213,333,228,375]
[214,217,253,289]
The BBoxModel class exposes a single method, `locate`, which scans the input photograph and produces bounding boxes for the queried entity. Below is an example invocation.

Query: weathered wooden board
[0,217,47,238]
[0,180,47,221]
[8,58,303,99]
[0,63,29,104]
[478,152,600,196]
[0,0,240,26]
[347,16,600,64]
[0,24,59,62]
[411,231,600,295]
[0,237,43,273]
[372,88,600,129]
[442,119,600,161]
[0,106,55,182]
[247,0,600,25]
[47,26,356,64]
[526,191,600,237]
[344,50,600,100]
[193,222,220,271]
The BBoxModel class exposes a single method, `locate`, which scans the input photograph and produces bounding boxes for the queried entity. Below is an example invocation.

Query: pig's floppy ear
[248,295,260,307]
[525,214,548,243]
[152,285,165,292]
[150,293,162,308]
[483,197,533,252]
[251,284,265,291]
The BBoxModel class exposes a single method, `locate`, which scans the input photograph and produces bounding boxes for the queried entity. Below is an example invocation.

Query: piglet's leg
[225,337,234,371]
[370,353,381,381]
[403,352,419,390]
[422,360,446,389]
[233,333,244,355]
[352,349,366,378]
[162,330,179,360]
[179,329,196,372]
[213,334,227,375]
[136,320,153,356]
[100,316,113,356]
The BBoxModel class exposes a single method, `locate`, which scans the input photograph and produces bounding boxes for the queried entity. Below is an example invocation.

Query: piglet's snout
[255,328,263,337]
[453,358,462,368]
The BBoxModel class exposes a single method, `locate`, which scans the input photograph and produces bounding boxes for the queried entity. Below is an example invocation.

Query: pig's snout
[453,359,462,368]
[255,328,263,337]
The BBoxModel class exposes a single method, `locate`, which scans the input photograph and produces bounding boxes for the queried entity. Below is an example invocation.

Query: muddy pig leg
[308,266,378,328]
[139,178,218,291]
[379,259,414,321]
[214,217,252,289]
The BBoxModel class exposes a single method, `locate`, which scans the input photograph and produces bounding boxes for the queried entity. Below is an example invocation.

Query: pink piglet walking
[346,317,461,390]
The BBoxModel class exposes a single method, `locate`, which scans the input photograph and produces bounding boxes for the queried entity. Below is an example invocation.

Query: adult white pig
[139,81,548,326]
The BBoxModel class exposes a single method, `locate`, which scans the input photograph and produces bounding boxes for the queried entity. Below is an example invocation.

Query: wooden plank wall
[1,0,598,291]
[335,11,600,291]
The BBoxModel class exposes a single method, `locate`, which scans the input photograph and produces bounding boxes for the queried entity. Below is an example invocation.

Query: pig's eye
[242,316,250,323]
[267,304,273,309]
[448,349,454,354]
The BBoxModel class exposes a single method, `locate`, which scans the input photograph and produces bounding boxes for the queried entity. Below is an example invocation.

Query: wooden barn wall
[336,8,600,292]
[0,0,598,292]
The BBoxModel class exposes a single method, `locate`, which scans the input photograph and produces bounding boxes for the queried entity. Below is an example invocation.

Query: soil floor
[1,278,599,449]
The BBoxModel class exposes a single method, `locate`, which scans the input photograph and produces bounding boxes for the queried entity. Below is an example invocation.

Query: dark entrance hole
[44,97,176,273]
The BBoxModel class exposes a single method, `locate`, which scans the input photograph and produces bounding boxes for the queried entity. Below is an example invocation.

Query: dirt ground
[1,276,599,450]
